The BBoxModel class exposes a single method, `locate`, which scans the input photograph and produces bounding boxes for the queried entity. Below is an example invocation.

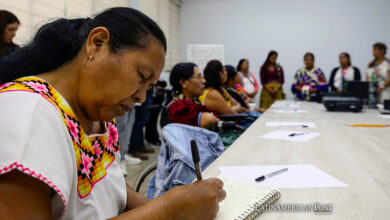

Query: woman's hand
[113,178,226,220]
[200,112,219,128]
[232,103,242,113]
[378,86,384,94]
[163,178,226,220]
[309,87,318,94]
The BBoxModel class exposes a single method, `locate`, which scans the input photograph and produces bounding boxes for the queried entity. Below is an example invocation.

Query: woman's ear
[85,27,111,57]
[180,79,188,89]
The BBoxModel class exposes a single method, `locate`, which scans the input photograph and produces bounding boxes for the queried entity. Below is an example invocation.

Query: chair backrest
[149,123,224,198]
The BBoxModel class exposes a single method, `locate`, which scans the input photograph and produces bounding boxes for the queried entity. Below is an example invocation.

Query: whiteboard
[186,44,225,71]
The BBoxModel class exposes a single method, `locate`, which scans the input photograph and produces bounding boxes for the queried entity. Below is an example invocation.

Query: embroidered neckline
[0,76,120,198]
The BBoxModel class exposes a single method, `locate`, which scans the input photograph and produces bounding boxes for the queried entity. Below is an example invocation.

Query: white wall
[180,0,390,101]
[1,0,132,45]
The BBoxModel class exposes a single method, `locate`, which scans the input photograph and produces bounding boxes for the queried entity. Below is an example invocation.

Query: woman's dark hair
[340,52,351,66]
[169,62,197,92]
[304,52,315,60]
[0,7,166,84]
[373,42,387,55]
[225,65,237,85]
[0,10,20,55]
[261,50,278,73]
[369,42,387,68]
[204,59,226,96]
[236,58,248,72]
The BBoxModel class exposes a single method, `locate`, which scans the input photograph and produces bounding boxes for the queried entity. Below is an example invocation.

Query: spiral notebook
[215,175,280,220]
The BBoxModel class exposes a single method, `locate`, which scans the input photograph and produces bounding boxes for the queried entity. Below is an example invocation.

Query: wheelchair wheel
[134,161,158,195]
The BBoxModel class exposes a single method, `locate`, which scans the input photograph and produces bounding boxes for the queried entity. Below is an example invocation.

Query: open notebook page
[215,175,280,220]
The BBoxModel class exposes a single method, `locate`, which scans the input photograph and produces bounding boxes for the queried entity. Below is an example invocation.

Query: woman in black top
[329,52,361,93]
[0,10,20,58]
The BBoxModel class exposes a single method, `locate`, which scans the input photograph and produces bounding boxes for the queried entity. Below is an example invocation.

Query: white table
[204,101,390,219]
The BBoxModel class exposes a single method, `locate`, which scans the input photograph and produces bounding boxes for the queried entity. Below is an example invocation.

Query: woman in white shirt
[329,52,361,93]
[0,7,225,219]
[236,58,259,99]
[366,42,390,103]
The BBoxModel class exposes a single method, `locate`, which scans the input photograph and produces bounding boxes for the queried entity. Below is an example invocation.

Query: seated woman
[237,58,259,99]
[168,62,219,129]
[329,52,361,93]
[0,8,225,219]
[169,62,243,147]
[224,65,264,113]
[199,60,242,115]
[291,52,328,100]
[260,50,285,109]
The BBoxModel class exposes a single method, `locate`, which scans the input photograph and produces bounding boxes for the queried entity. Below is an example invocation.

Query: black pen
[255,168,288,182]
[289,132,309,137]
[191,139,202,180]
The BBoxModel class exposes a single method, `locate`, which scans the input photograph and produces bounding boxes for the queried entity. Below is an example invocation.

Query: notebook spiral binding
[235,189,281,220]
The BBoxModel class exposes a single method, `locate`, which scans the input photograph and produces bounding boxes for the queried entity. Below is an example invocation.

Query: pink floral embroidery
[23,81,49,93]
[93,140,103,158]
[64,114,79,144]
[106,138,114,153]
[0,82,13,90]
[108,124,118,144]
[81,151,94,177]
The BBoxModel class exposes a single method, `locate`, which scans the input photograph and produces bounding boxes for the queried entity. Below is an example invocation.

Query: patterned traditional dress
[291,67,328,100]
[0,76,126,219]
[366,59,390,103]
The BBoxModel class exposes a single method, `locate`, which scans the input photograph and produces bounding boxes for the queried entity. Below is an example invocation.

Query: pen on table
[279,125,308,128]
[191,139,202,180]
[255,168,288,182]
[289,132,309,137]
[346,123,390,127]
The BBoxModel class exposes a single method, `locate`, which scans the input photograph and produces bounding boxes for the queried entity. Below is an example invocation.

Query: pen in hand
[191,139,202,180]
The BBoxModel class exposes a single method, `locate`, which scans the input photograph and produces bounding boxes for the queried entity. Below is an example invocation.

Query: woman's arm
[200,112,219,128]
[378,70,390,93]
[112,178,226,220]
[1,171,226,220]
[125,184,148,211]
[0,170,52,220]
[204,89,239,115]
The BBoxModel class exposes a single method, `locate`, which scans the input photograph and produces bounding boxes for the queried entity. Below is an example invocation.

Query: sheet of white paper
[271,109,307,114]
[259,130,320,142]
[272,101,300,108]
[265,121,316,128]
[378,114,390,119]
[219,165,348,188]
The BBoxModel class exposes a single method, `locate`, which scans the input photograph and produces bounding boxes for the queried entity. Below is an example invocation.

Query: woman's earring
[83,54,93,65]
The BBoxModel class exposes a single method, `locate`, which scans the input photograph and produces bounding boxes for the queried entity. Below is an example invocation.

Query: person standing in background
[237,58,259,100]
[128,88,155,160]
[329,52,361,93]
[0,10,20,59]
[291,52,328,101]
[366,42,390,103]
[145,80,167,147]
[259,50,285,109]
